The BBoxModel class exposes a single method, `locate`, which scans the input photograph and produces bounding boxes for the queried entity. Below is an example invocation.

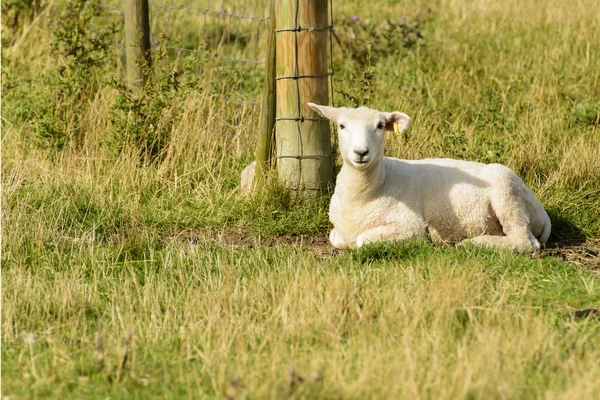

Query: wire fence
[39,0,337,188]
[96,0,271,141]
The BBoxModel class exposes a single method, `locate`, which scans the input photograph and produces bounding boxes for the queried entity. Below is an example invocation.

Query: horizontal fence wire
[275,25,332,32]
[275,72,333,80]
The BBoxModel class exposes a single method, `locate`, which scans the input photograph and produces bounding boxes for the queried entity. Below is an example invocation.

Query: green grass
[2,239,599,398]
[2,0,600,398]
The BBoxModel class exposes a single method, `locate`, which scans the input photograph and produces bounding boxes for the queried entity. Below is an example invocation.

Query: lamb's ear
[383,111,411,132]
[307,102,340,123]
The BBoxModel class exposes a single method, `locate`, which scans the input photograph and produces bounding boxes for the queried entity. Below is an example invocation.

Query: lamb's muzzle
[307,102,551,253]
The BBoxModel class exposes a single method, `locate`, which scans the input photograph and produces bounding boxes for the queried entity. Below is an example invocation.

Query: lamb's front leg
[356,225,424,248]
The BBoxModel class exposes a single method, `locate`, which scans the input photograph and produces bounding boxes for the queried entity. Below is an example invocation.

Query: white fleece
[307,103,551,253]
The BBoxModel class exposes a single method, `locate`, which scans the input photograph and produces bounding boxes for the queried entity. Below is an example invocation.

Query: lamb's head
[308,103,411,170]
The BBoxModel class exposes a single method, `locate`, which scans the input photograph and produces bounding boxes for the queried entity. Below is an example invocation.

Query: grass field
[2,0,600,398]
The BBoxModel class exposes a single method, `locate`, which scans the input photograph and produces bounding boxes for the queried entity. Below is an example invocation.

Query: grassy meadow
[2,0,600,398]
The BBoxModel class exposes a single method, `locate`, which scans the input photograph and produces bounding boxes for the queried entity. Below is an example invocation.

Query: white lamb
[307,103,551,253]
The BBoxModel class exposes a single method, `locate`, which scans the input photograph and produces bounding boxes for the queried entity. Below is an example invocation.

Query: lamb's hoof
[329,229,349,249]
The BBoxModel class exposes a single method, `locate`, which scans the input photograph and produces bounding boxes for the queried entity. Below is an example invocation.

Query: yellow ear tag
[393,122,400,136]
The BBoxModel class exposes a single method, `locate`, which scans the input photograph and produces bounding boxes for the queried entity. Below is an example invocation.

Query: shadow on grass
[546,209,588,248]
[543,210,599,271]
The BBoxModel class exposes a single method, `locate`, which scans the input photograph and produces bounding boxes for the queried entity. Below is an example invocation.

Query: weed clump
[573,100,600,127]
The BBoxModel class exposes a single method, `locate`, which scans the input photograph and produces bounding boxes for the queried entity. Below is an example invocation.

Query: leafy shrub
[41,0,118,150]
[4,0,119,155]
[334,9,431,68]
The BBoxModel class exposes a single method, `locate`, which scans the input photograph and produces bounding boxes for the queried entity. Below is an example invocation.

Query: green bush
[3,0,119,156]
[335,10,430,68]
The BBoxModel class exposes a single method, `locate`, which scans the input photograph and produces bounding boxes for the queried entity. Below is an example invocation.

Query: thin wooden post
[124,0,151,95]
[275,0,333,191]
[255,0,277,180]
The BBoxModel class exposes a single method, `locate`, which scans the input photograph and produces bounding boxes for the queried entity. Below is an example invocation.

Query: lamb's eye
[339,124,345,130]
[377,122,384,130]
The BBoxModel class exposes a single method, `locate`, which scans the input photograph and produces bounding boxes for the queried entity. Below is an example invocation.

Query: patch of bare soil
[168,229,337,257]
[168,229,600,270]
[544,238,600,273]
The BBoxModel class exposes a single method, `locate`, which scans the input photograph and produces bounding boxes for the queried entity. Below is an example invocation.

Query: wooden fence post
[275,0,333,191]
[255,0,277,180]
[124,0,151,95]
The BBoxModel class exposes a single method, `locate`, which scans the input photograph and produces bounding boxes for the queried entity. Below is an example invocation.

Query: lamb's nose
[354,148,369,157]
